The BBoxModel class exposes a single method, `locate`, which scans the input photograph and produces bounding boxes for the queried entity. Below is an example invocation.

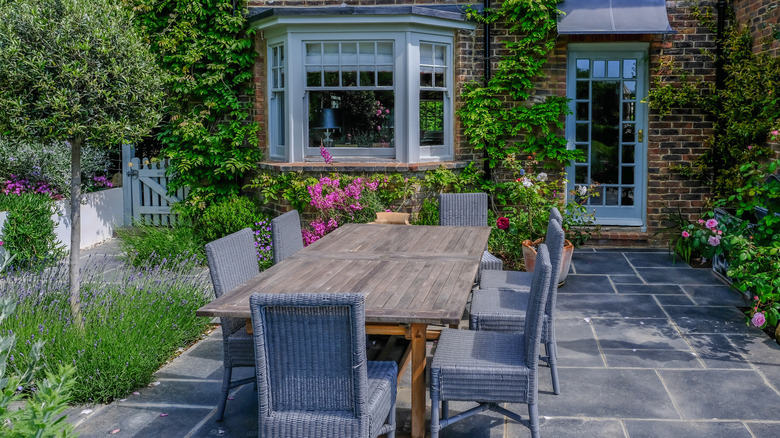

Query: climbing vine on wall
[128,0,262,200]
[460,0,582,170]
[645,4,780,199]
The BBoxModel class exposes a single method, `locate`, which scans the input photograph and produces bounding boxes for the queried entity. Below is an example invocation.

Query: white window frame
[259,15,472,163]
[269,42,286,161]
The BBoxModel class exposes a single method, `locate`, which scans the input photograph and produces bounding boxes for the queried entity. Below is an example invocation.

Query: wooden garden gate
[122,144,188,226]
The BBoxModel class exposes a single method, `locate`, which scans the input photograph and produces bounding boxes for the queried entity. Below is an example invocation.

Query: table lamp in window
[314,108,341,148]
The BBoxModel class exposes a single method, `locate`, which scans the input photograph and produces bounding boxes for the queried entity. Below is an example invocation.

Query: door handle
[638,129,643,142]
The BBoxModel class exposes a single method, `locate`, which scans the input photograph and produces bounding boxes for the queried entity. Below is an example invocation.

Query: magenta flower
[708,235,721,246]
[752,312,766,328]
[496,217,510,230]
[319,145,333,164]
[681,231,690,238]
[698,219,705,224]
[772,130,779,136]
[705,219,718,230]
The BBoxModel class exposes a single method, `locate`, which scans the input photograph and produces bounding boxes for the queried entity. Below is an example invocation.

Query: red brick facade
[733,0,780,57]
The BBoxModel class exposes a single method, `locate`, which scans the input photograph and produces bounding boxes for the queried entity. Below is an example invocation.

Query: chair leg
[215,367,232,422]
[548,340,560,395]
[387,396,396,438]
[430,390,441,438]
[528,402,540,438]
[442,400,449,419]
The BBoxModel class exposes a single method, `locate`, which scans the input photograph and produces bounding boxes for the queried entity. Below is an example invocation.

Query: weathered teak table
[196,223,491,438]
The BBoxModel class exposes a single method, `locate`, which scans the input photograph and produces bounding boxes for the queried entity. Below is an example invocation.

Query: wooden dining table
[196,222,491,438]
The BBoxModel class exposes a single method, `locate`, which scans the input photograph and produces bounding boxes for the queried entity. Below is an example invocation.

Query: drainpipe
[715,0,727,90]
[482,0,493,182]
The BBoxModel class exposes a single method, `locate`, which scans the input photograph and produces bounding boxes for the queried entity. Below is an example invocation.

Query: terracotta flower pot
[521,238,574,286]
[374,212,410,225]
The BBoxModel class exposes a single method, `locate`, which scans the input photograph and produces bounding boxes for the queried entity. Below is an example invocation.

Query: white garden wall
[0,187,123,250]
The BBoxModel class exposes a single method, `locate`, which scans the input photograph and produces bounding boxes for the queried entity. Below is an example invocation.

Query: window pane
[272,69,279,89]
[622,166,634,185]
[576,102,589,121]
[605,186,619,205]
[378,66,393,86]
[377,42,393,64]
[576,59,589,78]
[306,66,321,87]
[607,60,620,78]
[621,187,634,205]
[359,66,375,86]
[622,145,635,163]
[589,186,604,205]
[342,67,357,87]
[575,143,588,160]
[421,43,433,65]
[575,165,588,184]
[623,81,636,100]
[323,43,339,64]
[341,43,357,64]
[434,45,445,66]
[576,80,589,100]
[623,59,637,79]
[306,43,321,65]
[272,47,279,67]
[576,123,589,142]
[420,66,433,87]
[359,42,375,64]
[593,60,605,78]
[622,123,635,142]
[434,67,445,87]
[308,90,394,148]
[420,90,444,146]
[623,102,635,121]
[324,66,339,87]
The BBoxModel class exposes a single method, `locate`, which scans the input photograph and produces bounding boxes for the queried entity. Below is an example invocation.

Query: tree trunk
[69,137,84,330]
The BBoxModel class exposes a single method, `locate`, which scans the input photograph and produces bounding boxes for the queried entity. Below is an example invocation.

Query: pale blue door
[566,44,648,228]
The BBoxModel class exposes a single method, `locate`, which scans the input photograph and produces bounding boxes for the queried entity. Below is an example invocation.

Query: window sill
[258,160,473,172]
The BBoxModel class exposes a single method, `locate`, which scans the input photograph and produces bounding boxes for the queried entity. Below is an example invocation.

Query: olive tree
[0,0,166,323]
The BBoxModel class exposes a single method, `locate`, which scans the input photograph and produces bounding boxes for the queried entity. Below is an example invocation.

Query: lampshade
[314,108,341,129]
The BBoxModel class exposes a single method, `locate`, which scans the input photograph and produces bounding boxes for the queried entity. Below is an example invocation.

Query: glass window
[420,42,448,147]
[270,44,286,158]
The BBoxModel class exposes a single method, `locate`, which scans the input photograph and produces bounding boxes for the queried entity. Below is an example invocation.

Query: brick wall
[733,0,780,57]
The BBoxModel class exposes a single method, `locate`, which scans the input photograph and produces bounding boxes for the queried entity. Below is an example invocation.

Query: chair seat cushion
[366,361,397,437]
[225,327,255,368]
[430,329,531,403]
[479,269,532,290]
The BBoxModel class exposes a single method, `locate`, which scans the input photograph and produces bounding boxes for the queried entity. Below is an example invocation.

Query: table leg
[410,323,427,438]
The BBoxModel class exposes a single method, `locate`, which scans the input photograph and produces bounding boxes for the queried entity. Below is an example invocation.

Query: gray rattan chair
[549,206,563,226]
[470,219,565,394]
[439,192,503,275]
[204,228,260,421]
[271,210,304,264]
[430,245,553,438]
[249,293,397,438]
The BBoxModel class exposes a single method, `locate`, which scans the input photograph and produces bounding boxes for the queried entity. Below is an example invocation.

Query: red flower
[496,217,510,230]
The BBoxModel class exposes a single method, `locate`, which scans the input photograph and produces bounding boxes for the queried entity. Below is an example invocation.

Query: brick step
[583,226,665,248]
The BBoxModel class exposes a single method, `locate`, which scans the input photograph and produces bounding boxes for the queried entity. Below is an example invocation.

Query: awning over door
[558,0,675,35]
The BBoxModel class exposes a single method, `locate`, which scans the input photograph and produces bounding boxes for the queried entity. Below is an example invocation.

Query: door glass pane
[576,143,588,158]
[576,102,589,121]
[622,124,635,142]
[623,59,637,78]
[591,81,620,184]
[576,59,590,78]
[622,187,634,205]
[576,123,589,142]
[593,60,605,78]
[605,187,619,205]
[590,186,604,205]
[575,165,588,184]
[607,60,620,78]
[622,145,635,163]
[623,81,636,99]
[576,81,589,100]
[622,166,634,185]
[623,102,635,121]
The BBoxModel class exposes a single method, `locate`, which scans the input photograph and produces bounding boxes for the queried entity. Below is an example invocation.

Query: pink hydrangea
[751,312,766,328]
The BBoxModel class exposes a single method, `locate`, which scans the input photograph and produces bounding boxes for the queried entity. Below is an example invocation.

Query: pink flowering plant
[726,234,780,329]
[669,214,726,264]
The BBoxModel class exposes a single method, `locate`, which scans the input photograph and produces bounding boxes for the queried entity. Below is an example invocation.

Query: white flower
[522,178,534,188]
[577,185,588,196]
[536,172,548,182]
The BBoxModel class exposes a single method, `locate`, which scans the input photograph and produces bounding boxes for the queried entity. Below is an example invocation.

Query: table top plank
[196,224,491,325]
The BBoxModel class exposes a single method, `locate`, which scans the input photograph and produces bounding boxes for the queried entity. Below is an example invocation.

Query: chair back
[205,228,260,299]
[544,219,565,318]
[271,210,304,263]
[523,244,552,370]
[549,206,563,226]
[439,192,488,226]
[250,293,370,431]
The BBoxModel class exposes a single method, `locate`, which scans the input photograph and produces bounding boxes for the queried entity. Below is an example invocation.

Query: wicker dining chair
[470,219,565,394]
[249,293,397,438]
[271,210,304,264]
[430,245,553,438]
[204,228,260,421]
[439,192,503,275]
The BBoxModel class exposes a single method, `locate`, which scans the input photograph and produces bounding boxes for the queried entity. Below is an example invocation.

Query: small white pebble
[132,392,140,395]
[640,322,645,325]
[632,349,637,352]
[149,381,161,387]
[80,409,93,415]
[583,317,591,323]
[543,416,551,420]
[119,399,126,402]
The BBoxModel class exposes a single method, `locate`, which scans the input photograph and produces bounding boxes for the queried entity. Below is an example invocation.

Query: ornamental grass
[0,254,212,403]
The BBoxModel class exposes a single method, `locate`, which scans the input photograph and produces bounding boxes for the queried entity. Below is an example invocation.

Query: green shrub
[115,222,205,268]
[0,256,211,403]
[197,195,265,242]
[0,193,64,269]
[413,198,439,225]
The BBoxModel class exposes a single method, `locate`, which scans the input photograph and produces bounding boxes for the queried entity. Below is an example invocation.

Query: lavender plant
[0,255,212,403]
[253,219,273,271]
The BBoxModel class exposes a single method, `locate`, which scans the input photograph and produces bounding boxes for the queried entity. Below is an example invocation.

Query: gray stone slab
[425,401,506,438]
[534,368,679,419]
[73,404,213,438]
[624,420,752,438]
[685,334,752,369]
[154,334,224,380]
[505,418,626,438]
[558,275,615,294]
[610,274,644,284]
[557,294,667,319]
[554,318,605,367]
[636,267,723,285]
[624,251,682,268]
[664,306,754,335]
[746,422,780,438]
[728,334,780,389]
[571,252,635,275]
[658,369,780,420]
[655,295,696,306]
[128,379,222,406]
[190,383,257,437]
[681,285,747,306]
[593,318,690,350]
[615,284,685,295]
[602,348,703,369]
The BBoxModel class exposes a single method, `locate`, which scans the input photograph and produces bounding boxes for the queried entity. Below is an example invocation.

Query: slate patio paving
[67,245,780,437]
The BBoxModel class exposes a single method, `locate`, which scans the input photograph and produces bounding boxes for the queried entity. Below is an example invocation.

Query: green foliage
[130,0,262,199]
[645,19,780,198]
[727,235,780,328]
[459,0,582,169]
[0,257,211,403]
[0,0,165,147]
[0,194,64,270]
[115,222,205,268]
[245,172,316,213]
[412,198,439,226]
[420,163,485,194]
[196,194,265,243]
[0,298,78,438]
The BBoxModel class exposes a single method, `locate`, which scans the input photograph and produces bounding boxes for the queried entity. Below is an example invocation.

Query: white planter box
[0,187,123,250]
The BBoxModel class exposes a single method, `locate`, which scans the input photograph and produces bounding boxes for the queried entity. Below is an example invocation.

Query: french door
[566,44,648,228]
